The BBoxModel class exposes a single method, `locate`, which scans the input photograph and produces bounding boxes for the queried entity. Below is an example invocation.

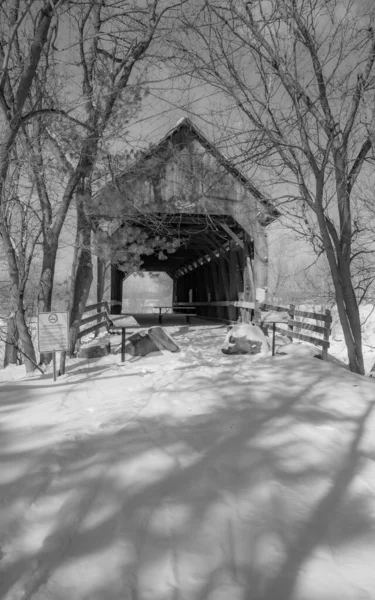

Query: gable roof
[117,117,280,223]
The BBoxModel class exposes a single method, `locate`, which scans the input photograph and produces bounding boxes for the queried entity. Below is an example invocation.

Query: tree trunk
[59,205,94,375]
[3,314,18,367]
[316,176,365,375]
[336,259,364,374]
[314,200,364,374]
[15,301,38,373]
[0,222,38,373]
[68,195,93,356]
[38,239,59,365]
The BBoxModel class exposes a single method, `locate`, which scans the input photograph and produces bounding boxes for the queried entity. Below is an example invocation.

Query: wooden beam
[220,223,245,249]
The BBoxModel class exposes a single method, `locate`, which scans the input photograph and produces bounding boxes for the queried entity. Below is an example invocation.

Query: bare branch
[347,137,372,194]
[343,31,375,145]
[13,0,62,116]
[291,0,335,130]
[45,128,74,174]
[20,107,94,130]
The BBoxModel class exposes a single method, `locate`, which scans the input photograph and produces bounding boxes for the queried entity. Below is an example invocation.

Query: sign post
[38,312,69,380]
[53,350,57,382]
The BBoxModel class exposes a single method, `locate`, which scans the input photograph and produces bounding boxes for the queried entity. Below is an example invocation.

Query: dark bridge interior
[110,212,254,321]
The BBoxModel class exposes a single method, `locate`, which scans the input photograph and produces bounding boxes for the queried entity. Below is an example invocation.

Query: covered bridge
[93,118,279,320]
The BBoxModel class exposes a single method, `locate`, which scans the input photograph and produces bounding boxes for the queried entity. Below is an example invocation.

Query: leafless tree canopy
[170,0,375,373]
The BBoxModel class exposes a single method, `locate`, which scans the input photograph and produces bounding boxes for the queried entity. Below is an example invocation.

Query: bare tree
[46,0,189,365]
[1,142,44,367]
[174,0,375,374]
[1,1,187,371]
[0,0,69,371]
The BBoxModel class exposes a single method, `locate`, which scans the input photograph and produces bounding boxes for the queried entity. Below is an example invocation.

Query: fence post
[322,309,331,360]
[121,327,126,363]
[288,303,295,342]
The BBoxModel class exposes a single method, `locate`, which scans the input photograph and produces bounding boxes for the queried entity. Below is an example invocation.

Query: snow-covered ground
[1,324,375,600]
[3,303,375,374]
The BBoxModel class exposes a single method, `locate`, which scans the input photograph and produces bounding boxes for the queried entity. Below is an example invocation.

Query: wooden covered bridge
[93,118,279,321]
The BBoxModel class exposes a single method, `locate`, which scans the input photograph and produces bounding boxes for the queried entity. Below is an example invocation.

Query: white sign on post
[38,312,69,352]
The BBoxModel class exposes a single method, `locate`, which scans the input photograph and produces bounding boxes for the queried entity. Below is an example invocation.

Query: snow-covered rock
[124,326,180,357]
[222,323,270,355]
[276,342,322,358]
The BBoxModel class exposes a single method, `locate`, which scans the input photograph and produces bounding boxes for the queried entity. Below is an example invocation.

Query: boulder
[124,327,180,357]
[125,330,160,357]
[148,326,180,352]
[222,323,270,355]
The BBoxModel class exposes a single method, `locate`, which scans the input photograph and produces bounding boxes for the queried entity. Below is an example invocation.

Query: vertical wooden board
[224,255,235,320]
[110,265,123,314]
[196,266,203,317]
[214,261,226,320]
[97,257,106,305]
[176,274,183,303]
[201,264,209,317]
[181,272,190,303]
[209,261,221,319]
[172,278,178,304]
[175,277,181,304]
[235,248,244,292]
[228,244,239,321]
[205,263,215,318]
[217,255,231,320]
[192,270,200,315]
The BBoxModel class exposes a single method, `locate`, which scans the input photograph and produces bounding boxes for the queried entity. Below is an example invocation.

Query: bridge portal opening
[122,272,173,314]
[108,213,253,321]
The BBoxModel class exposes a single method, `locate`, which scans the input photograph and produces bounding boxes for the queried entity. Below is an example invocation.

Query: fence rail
[78,300,332,360]
[260,303,332,359]
[77,301,113,340]
[173,301,332,358]
[173,301,255,309]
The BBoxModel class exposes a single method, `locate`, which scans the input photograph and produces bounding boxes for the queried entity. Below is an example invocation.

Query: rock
[222,323,270,355]
[147,326,180,352]
[124,327,180,357]
[78,343,110,359]
[125,330,160,357]
[276,343,321,359]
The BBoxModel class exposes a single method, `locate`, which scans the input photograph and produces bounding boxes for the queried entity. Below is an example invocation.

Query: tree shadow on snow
[1,357,375,599]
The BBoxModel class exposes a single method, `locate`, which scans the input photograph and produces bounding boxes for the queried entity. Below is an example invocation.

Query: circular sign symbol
[48,313,58,324]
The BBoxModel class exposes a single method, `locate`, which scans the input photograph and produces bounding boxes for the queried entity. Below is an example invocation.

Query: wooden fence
[173,300,255,323]
[77,301,113,340]
[174,301,332,359]
[78,300,332,360]
[260,303,332,359]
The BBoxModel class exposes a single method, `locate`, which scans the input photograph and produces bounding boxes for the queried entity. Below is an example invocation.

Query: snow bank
[1,325,375,600]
